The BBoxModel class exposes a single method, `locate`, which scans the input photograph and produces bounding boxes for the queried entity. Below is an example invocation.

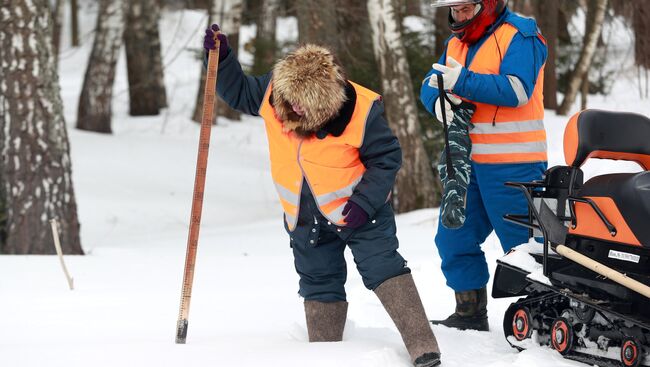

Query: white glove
[434,94,462,125]
[428,56,463,91]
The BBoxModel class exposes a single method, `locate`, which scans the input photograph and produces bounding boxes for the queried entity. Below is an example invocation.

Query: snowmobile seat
[564,110,650,247]
[564,109,650,170]
[575,172,650,247]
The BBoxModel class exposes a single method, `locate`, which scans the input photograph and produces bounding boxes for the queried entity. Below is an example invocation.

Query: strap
[436,74,455,180]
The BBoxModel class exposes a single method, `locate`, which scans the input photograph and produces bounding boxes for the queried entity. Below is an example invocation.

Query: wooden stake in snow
[49,218,74,290]
[175,32,221,345]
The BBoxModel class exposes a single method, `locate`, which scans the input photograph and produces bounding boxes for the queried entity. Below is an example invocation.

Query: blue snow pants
[292,203,410,302]
[435,161,547,292]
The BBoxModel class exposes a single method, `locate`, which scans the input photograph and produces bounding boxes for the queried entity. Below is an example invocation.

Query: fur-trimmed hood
[271,44,348,136]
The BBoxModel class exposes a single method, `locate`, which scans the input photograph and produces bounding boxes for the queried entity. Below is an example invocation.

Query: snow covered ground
[1,5,647,367]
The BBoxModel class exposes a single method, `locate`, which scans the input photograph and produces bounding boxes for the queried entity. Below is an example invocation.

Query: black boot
[430,287,489,331]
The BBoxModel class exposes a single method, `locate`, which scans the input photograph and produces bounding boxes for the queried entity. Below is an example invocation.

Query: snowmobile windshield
[430,0,481,8]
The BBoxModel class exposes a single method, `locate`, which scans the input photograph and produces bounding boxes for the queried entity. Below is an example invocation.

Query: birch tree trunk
[0,0,83,254]
[76,0,126,133]
[124,0,167,116]
[192,0,242,124]
[251,0,279,75]
[557,0,608,116]
[367,0,436,212]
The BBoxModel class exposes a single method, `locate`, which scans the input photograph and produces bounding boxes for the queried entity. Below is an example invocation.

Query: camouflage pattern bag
[437,101,475,229]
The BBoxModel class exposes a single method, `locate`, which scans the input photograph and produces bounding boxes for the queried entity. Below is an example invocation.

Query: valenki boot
[374,273,441,367]
[430,287,489,331]
[304,300,348,342]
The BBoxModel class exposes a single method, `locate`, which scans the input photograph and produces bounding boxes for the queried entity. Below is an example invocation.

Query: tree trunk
[510,0,534,16]
[0,0,83,255]
[295,0,339,50]
[367,0,436,212]
[433,6,448,59]
[52,0,65,67]
[535,0,558,110]
[581,73,589,110]
[76,0,126,133]
[71,0,80,47]
[251,0,279,75]
[404,0,422,16]
[633,3,650,69]
[395,0,422,17]
[192,0,242,124]
[557,0,608,116]
[214,0,242,121]
[335,1,381,91]
[124,0,167,116]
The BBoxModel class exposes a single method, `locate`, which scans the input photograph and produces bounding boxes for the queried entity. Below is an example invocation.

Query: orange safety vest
[258,81,380,231]
[446,23,547,164]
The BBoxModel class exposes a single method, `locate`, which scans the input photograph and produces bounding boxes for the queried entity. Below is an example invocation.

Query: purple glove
[203,24,229,61]
[342,201,369,229]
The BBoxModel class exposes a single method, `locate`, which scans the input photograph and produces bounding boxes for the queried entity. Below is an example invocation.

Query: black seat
[578,171,650,247]
[565,110,650,169]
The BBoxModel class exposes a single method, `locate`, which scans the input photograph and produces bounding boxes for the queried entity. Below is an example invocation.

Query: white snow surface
[1,6,648,367]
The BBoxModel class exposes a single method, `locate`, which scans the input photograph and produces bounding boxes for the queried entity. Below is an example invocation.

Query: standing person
[420,0,548,331]
[203,25,441,367]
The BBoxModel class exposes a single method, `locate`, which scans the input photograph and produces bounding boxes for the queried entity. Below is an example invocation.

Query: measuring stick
[175,34,221,344]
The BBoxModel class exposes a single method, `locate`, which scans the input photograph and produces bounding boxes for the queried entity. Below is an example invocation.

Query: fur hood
[271,44,348,136]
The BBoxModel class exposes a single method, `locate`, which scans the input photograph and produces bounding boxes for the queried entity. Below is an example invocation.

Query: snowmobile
[492,109,650,367]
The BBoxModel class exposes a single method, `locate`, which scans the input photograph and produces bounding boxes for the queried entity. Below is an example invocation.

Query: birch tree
[367,0,436,212]
[557,0,608,115]
[76,0,126,133]
[0,0,82,254]
[124,0,167,116]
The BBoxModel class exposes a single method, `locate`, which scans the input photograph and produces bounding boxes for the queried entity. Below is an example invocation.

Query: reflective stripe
[314,177,362,207]
[472,141,548,155]
[325,202,348,225]
[274,182,299,205]
[507,75,529,107]
[471,120,545,134]
[276,182,299,230]
[471,131,546,144]
[472,152,547,163]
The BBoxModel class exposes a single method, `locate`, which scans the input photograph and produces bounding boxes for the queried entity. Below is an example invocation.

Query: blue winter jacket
[420,8,547,114]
